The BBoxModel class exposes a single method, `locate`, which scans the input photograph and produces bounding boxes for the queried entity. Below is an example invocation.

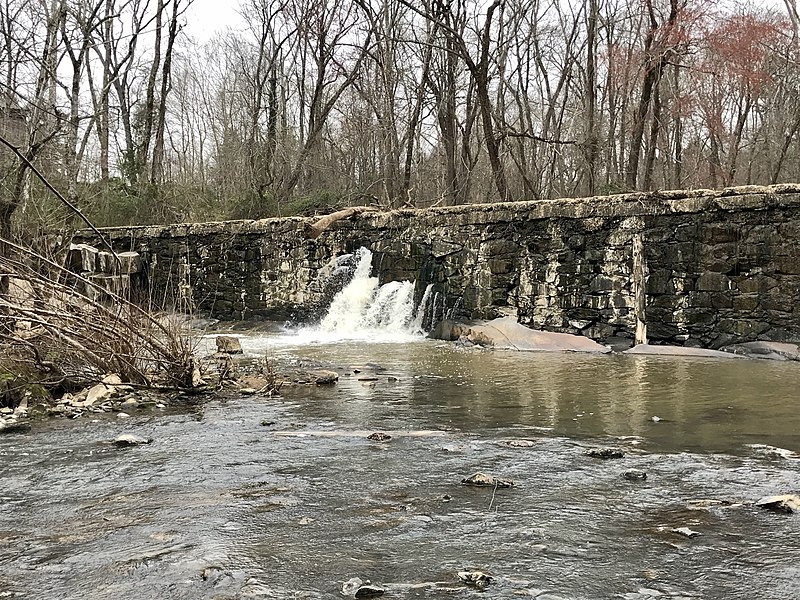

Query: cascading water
[314,247,431,342]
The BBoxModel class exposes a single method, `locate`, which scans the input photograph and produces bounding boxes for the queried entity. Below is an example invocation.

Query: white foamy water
[200,248,431,351]
[309,247,430,343]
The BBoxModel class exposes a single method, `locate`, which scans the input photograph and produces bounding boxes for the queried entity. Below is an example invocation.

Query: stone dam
[72,184,800,349]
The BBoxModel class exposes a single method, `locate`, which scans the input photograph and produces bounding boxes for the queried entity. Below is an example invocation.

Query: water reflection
[2,338,800,599]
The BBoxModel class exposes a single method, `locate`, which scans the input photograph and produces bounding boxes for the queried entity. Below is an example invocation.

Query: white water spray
[315,247,431,342]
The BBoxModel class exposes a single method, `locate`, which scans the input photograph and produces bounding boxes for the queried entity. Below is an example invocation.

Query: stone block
[590,274,617,292]
[696,271,731,291]
[732,294,759,311]
[646,270,673,295]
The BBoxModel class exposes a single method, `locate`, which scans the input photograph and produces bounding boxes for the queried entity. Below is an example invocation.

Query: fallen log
[304,206,379,239]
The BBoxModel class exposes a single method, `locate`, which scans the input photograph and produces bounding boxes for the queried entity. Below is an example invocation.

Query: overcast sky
[185,0,245,42]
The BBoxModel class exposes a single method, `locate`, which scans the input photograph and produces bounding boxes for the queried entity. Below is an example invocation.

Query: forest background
[2,0,800,238]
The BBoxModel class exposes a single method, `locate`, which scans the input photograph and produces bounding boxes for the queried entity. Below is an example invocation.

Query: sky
[184,0,245,43]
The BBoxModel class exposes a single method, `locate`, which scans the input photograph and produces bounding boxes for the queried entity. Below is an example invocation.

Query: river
[2,337,800,599]
[2,248,799,599]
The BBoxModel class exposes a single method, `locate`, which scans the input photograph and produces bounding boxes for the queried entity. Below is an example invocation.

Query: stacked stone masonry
[74,184,800,348]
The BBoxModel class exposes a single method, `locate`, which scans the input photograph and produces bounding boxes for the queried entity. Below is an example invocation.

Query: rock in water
[585,447,625,459]
[367,432,391,442]
[342,577,363,595]
[671,527,701,538]
[756,494,800,513]
[505,439,536,448]
[313,370,339,385]
[216,335,243,354]
[623,470,647,481]
[457,571,493,587]
[0,421,31,434]
[354,584,385,598]
[113,434,152,446]
[461,472,514,488]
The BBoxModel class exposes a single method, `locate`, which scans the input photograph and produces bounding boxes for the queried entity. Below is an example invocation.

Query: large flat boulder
[433,317,610,353]
[624,344,742,359]
[721,341,800,361]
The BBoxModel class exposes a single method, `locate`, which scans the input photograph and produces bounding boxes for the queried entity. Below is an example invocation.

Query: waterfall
[313,247,431,342]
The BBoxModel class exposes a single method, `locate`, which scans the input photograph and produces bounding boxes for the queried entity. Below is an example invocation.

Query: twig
[489,480,499,511]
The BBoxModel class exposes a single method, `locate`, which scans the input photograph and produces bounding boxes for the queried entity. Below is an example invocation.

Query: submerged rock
[722,341,800,361]
[756,494,800,513]
[461,472,514,488]
[585,447,625,459]
[687,499,736,510]
[367,432,391,442]
[671,526,701,538]
[624,344,741,359]
[457,571,493,587]
[113,433,152,446]
[0,420,31,434]
[623,469,647,481]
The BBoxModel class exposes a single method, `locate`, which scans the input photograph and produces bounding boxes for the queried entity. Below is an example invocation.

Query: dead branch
[304,206,380,239]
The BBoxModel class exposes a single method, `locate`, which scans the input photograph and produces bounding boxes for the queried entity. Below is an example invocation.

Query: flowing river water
[2,250,800,599]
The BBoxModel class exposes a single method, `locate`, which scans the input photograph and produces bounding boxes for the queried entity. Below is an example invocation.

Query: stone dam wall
[73,184,800,348]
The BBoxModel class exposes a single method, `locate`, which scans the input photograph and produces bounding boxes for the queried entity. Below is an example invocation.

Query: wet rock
[461,472,514,488]
[367,432,391,442]
[313,370,339,385]
[623,469,647,481]
[342,577,364,595]
[240,387,257,395]
[585,447,625,459]
[756,494,800,513]
[504,439,536,448]
[435,316,611,353]
[355,584,385,598]
[457,571,493,587]
[113,434,152,446]
[0,420,31,434]
[687,499,736,510]
[216,335,243,354]
[117,412,131,419]
[671,527,701,538]
[121,398,139,408]
[747,444,799,460]
[624,344,742,359]
[722,341,800,361]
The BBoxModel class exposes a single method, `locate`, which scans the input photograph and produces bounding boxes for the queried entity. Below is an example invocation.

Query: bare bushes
[0,238,201,396]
